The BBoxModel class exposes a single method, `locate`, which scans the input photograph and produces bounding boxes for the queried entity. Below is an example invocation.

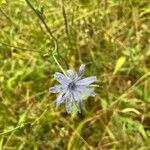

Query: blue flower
[49,64,97,113]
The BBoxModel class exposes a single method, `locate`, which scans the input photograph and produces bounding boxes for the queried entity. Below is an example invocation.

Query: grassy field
[0,0,150,149]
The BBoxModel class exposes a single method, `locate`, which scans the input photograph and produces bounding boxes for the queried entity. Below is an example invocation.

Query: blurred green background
[0,0,150,149]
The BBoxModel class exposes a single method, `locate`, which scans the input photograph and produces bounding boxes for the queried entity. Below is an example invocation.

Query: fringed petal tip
[67,69,75,80]
[78,64,86,77]
[76,76,97,86]
[88,84,99,87]
[54,72,69,84]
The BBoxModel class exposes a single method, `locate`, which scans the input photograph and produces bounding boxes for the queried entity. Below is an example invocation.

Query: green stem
[52,54,68,78]
[25,0,57,43]
[25,0,68,77]
[0,122,30,136]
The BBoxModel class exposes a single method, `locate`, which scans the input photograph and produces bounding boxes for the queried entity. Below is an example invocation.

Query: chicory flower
[49,64,97,113]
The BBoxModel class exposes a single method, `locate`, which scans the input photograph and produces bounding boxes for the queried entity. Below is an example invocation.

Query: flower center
[68,82,76,90]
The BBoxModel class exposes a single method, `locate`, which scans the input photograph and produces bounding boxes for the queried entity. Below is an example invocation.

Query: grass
[0,0,150,149]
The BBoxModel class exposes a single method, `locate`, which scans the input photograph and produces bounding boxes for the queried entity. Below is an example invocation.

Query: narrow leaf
[122,108,141,115]
[113,56,126,75]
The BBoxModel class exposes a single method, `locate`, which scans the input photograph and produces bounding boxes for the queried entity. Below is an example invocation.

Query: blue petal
[64,90,71,99]
[78,64,85,77]
[75,91,85,109]
[76,76,97,86]
[72,91,84,112]
[66,98,72,113]
[56,90,70,107]
[54,72,69,85]
[88,84,99,87]
[56,94,65,107]
[76,86,96,96]
[67,69,75,80]
[49,85,65,93]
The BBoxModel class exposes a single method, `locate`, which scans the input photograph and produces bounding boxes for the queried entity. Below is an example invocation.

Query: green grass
[0,0,150,149]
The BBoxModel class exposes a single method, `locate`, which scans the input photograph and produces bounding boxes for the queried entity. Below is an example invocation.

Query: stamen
[68,82,76,90]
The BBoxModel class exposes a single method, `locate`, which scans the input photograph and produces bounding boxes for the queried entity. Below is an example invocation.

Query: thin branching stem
[25,0,57,43]
[0,41,38,52]
[25,0,68,76]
